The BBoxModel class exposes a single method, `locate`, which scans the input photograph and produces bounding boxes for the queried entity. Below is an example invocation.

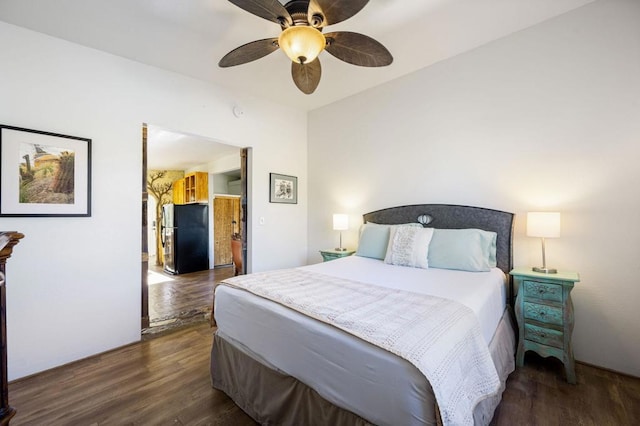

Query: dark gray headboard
[363,204,514,275]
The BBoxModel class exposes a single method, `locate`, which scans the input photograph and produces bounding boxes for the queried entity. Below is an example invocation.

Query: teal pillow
[355,224,391,260]
[427,228,497,272]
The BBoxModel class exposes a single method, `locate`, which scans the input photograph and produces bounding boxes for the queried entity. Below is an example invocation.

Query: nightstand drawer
[524,323,564,349]
[524,302,563,326]
[523,280,563,303]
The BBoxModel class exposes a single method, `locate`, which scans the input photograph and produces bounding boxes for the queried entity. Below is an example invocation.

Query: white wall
[209,153,242,196]
[308,0,640,376]
[0,22,307,380]
[208,152,241,176]
[212,174,231,194]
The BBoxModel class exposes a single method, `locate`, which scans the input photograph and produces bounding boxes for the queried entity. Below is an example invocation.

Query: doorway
[141,123,249,333]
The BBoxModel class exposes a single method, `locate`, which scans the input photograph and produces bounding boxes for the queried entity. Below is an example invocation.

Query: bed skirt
[210,309,516,426]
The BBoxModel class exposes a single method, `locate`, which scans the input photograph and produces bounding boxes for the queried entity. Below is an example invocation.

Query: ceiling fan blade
[292,59,322,94]
[219,38,279,67]
[324,31,393,67]
[228,0,292,26]
[308,0,369,27]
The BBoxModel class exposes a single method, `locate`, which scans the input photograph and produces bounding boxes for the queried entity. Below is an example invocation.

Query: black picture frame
[269,173,297,204]
[0,125,91,217]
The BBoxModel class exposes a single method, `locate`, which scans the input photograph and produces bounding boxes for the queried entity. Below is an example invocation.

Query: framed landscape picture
[269,173,297,204]
[0,125,91,217]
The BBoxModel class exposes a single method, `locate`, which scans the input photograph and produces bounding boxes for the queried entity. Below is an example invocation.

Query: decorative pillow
[355,222,423,260]
[383,226,434,269]
[427,228,497,272]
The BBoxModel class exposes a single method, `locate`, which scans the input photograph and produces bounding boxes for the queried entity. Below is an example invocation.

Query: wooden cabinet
[172,179,185,205]
[511,268,580,383]
[172,172,208,205]
[185,172,208,204]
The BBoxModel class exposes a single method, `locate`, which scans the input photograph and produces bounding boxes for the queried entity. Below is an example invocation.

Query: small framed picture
[269,173,297,204]
[0,125,91,217]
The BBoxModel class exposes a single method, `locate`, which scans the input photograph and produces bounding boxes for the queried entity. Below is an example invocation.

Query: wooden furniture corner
[0,231,24,425]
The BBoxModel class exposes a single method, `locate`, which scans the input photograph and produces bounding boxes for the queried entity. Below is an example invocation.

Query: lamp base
[335,247,347,252]
[532,266,557,274]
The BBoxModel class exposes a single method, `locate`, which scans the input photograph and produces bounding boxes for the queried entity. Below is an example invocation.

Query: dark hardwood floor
[9,324,255,425]
[8,322,639,425]
[145,261,234,335]
[492,353,640,425]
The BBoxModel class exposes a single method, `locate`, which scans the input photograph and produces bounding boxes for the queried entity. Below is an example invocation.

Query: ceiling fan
[219,0,393,94]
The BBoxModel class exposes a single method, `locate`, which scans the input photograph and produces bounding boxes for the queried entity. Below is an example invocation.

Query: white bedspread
[220,263,502,426]
[302,256,507,344]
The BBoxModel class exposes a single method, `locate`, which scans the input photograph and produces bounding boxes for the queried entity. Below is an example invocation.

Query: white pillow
[384,226,434,269]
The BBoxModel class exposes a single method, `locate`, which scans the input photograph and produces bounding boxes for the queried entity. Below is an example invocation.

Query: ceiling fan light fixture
[221,0,392,94]
[278,26,326,64]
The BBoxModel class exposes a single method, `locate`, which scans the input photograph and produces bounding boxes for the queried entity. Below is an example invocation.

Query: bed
[211,204,516,426]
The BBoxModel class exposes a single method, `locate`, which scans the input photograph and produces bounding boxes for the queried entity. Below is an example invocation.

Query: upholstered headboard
[363,204,514,276]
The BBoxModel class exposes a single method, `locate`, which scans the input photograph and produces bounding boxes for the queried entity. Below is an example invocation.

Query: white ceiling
[0,0,594,112]
[1,0,594,169]
[146,125,240,170]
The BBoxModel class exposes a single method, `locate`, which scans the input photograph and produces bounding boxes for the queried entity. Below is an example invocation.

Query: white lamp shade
[527,212,561,238]
[333,214,349,231]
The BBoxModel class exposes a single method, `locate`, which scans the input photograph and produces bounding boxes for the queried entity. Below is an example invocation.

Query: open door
[213,196,240,267]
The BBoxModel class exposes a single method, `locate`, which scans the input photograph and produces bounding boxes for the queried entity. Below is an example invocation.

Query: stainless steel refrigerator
[161,203,209,274]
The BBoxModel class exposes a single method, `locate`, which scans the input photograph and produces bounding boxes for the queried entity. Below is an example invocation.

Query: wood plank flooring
[146,263,234,335]
[493,353,640,425]
[8,323,639,425]
[9,324,256,425]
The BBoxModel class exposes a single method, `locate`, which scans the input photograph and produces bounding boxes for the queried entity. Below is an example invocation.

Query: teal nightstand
[320,249,355,262]
[510,268,580,384]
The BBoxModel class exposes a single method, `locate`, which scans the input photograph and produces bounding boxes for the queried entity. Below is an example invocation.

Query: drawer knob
[540,311,546,316]
[540,333,547,338]
[539,289,545,294]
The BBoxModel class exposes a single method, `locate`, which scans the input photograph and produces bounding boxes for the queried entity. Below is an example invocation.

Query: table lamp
[333,214,348,251]
[527,212,561,274]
